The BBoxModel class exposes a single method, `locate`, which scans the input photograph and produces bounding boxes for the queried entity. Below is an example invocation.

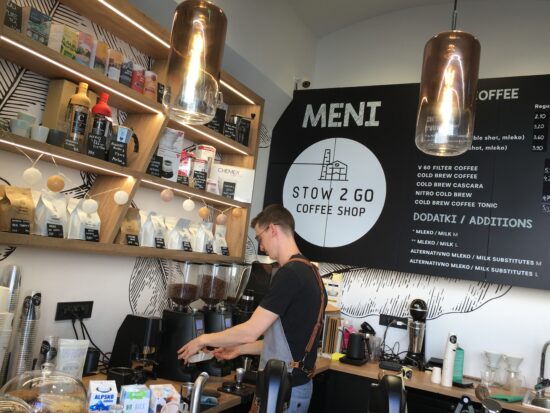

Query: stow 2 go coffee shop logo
[282,101,386,248]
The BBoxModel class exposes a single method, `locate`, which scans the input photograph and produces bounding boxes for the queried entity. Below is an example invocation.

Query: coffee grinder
[226,263,252,325]
[404,298,428,370]
[199,263,233,376]
[157,262,205,382]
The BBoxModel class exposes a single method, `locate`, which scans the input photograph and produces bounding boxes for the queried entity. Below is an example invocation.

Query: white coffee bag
[67,198,101,241]
[213,224,229,255]
[34,190,68,238]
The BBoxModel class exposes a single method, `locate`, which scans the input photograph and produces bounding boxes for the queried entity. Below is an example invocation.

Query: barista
[178,204,327,413]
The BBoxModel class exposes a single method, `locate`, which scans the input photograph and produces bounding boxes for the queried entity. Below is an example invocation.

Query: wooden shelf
[221,70,265,106]
[59,0,170,60]
[0,28,164,115]
[139,174,249,208]
[0,232,242,263]
[0,131,139,177]
[167,119,253,156]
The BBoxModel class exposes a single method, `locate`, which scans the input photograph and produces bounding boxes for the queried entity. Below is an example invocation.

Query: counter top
[315,358,540,413]
[82,372,242,413]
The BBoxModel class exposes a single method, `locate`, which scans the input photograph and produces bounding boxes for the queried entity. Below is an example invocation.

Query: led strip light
[141,179,244,208]
[97,0,171,49]
[178,123,250,155]
[0,138,131,178]
[0,35,163,115]
[220,79,256,105]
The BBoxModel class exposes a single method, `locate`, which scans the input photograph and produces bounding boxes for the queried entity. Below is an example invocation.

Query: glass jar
[200,263,230,306]
[167,262,203,308]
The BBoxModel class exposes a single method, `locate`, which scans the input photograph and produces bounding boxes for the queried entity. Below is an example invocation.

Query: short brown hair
[251,204,294,233]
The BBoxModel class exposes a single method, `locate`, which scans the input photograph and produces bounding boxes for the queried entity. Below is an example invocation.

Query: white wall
[312,0,550,387]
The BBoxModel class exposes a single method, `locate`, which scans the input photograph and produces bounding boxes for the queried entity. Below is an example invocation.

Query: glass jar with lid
[167,262,203,310]
[0,363,87,412]
[200,263,230,306]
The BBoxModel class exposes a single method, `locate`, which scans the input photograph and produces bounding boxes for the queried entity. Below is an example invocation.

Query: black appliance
[110,314,161,375]
[157,309,205,382]
[404,299,428,370]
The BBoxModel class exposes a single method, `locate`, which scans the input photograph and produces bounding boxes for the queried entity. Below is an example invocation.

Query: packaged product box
[47,24,78,59]
[105,48,123,81]
[75,31,95,66]
[4,1,22,32]
[149,384,180,413]
[88,380,117,412]
[143,70,158,100]
[93,41,109,73]
[209,164,255,203]
[120,384,150,413]
[152,127,185,182]
[119,58,133,87]
[42,79,98,132]
[21,6,52,45]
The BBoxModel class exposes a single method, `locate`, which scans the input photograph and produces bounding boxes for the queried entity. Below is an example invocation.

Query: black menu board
[264,74,550,290]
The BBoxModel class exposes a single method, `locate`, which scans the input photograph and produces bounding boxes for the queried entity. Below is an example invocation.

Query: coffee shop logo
[283,138,386,248]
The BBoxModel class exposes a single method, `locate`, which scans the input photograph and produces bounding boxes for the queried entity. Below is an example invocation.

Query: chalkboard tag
[4,2,22,31]
[84,228,99,242]
[126,234,139,246]
[206,243,214,254]
[223,122,237,140]
[63,138,80,153]
[147,155,162,177]
[157,83,165,104]
[182,241,192,252]
[221,246,229,256]
[108,141,127,166]
[193,170,207,190]
[222,182,236,199]
[11,219,30,234]
[155,238,165,249]
[47,223,64,238]
[86,133,107,160]
[236,117,251,146]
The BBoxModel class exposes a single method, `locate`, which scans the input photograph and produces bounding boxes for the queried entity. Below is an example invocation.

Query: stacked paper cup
[0,266,21,382]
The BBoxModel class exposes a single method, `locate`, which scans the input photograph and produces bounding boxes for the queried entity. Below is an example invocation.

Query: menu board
[264,74,550,290]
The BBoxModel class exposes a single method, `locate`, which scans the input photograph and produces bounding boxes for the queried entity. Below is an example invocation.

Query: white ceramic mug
[31,125,49,142]
[9,119,30,137]
[431,366,442,384]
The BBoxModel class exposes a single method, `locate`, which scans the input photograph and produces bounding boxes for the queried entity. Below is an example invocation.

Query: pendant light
[163,0,227,125]
[415,0,480,156]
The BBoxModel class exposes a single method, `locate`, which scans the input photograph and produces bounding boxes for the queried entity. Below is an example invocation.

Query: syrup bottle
[64,82,91,153]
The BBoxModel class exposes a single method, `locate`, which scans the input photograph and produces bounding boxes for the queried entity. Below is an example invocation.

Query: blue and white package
[88,380,117,411]
[121,384,150,413]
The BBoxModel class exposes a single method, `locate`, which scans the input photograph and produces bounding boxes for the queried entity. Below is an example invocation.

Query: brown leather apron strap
[286,257,326,377]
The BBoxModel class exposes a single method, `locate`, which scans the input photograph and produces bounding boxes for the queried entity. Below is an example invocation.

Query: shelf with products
[0,0,263,260]
[0,27,163,115]
[0,232,242,263]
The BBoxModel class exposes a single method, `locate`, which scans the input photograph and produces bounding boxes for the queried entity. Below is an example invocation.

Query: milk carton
[120,384,150,413]
[149,384,180,413]
[88,380,117,412]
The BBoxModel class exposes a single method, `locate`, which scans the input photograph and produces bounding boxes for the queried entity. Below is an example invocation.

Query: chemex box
[121,384,150,413]
[149,384,180,413]
[88,380,117,412]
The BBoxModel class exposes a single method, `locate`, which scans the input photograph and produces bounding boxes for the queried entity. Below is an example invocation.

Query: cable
[381,320,406,362]
[71,318,79,339]
[78,319,110,363]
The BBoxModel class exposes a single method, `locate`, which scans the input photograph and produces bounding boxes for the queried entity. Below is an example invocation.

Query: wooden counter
[315,358,541,413]
[83,372,242,413]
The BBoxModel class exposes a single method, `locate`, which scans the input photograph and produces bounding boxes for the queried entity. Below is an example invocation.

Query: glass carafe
[167,262,202,309]
[226,263,252,305]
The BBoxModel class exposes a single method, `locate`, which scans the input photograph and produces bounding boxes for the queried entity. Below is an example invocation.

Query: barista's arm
[177,306,276,362]
[212,340,264,360]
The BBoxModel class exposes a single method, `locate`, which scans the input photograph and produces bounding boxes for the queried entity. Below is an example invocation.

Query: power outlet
[55,301,94,321]
[379,314,408,329]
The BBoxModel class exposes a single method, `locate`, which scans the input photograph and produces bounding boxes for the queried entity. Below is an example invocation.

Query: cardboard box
[43,79,98,132]
[93,41,109,73]
[22,6,51,45]
[48,24,78,59]
[106,48,123,81]
[88,380,117,412]
[149,384,180,413]
[209,164,255,203]
[120,384,150,413]
[75,31,95,66]
[4,1,22,32]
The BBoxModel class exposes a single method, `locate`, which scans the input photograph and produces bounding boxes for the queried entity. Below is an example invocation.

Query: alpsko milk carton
[121,384,150,413]
[88,380,117,411]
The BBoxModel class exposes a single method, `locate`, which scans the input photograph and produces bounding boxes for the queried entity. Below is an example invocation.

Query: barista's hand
[212,346,241,361]
[177,336,205,363]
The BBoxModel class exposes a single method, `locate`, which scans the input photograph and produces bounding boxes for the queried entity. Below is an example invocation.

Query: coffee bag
[0,185,34,234]
[67,198,101,241]
[213,224,229,256]
[33,190,68,238]
[116,207,140,246]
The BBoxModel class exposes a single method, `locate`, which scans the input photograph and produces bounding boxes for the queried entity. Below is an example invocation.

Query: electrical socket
[55,301,94,321]
[379,314,408,329]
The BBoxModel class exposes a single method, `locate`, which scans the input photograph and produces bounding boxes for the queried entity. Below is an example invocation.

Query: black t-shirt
[259,255,327,386]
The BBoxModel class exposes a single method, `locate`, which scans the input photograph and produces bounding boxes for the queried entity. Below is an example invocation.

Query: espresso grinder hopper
[158,262,206,382]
